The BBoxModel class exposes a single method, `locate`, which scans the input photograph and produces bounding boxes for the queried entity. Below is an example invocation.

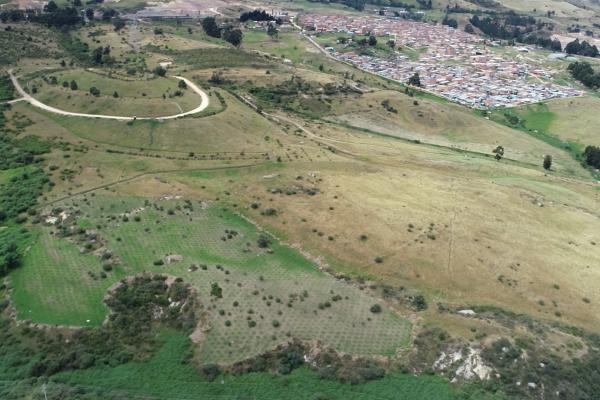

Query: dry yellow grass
[325,90,587,176]
[544,96,600,147]
[170,115,600,333]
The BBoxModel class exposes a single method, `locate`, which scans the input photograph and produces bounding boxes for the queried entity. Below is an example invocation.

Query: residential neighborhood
[301,14,582,108]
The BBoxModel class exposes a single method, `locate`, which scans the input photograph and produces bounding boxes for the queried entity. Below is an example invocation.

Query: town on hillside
[301,14,582,108]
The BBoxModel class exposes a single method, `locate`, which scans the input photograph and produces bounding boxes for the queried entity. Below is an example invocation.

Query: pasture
[24,69,202,117]
[324,90,588,177]
[533,96,600,147]
[55,330,464,400]
[172,134,600,334]
[12,194,411,363]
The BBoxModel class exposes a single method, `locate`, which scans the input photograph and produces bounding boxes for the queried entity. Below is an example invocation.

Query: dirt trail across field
[8,69,210,121]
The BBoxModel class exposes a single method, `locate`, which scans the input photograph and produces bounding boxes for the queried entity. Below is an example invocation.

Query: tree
[102,8,117,21]
[113,18,125,31]
[583,145,600,168]
[464,23,474,34]
[267,22,278,39]
[408,72,421,87]
[257,233,271,248]
[492,145,505,160]
[44,0,58,13]
[412,295,428,311]
[89,86,100,96]
[386,39,395,48]
[85,8,94,20]
[153,66,167,77]
[178,79,187,89]
[442,15,458,29]
[209,70,223,84]
[113,91,119,98]
[370,304,382,313]
[543,155,552,170]
[368,35,377,46]
[201,17,221,38]
[153,27,163,35]
[70,80,78,90]
[210,282,223,298]
[223,28,243,47]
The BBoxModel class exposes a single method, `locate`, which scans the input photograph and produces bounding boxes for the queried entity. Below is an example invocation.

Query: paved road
[8,69,210,121]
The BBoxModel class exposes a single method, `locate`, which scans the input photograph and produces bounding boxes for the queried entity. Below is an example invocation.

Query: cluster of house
[301,14,582,108]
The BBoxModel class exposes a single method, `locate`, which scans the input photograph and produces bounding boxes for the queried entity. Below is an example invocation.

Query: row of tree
[564,39,599,58]
[567,61,600,89]
[469,14,562,51]
[201,17,243,47]
[240,10,276,23]
[0,1,122,30]
[306,0,366,11]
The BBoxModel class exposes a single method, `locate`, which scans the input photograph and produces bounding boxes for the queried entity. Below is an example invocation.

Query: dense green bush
[0,169,49,220]
[0,227,28,277]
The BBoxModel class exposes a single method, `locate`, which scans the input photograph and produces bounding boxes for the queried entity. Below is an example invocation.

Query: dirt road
[8,69,210,121]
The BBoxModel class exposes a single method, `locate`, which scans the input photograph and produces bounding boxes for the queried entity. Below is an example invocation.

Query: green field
[26,88,277,153]
[11,194,411,363]
[25,69,202,117]
[54,330,468,400]
[10,229,126,326]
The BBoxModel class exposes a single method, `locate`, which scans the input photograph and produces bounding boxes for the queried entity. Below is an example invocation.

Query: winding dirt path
[8,69,210,121]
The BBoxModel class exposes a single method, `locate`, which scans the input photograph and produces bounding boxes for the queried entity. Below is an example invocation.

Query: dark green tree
[201,17,221,38]
[210,282,223,298]
[408,72,421,87]
[267,23,278,39]
[543,154,552,170]
[223,28,243,47]
[153,66,167,77]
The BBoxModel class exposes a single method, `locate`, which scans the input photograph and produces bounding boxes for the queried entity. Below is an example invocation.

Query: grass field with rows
[11,194,411,363]
[54,330,486,400]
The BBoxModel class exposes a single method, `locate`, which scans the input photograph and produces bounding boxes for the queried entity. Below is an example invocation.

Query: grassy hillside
[12,195,411,363]
[55,330,476,400]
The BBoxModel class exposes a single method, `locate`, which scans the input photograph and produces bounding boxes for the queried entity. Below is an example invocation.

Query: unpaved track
[8,69,210,121]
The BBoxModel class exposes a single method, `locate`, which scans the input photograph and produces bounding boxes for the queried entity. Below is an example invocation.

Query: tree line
[568,61,600,88]
[240,10,276,23]
[0,0,126,30]
[469,14,562,51]
[564,39,599,58]
[201,17,243,47]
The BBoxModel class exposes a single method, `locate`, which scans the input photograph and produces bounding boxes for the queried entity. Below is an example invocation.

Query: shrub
[257,233,272,248]
[412,295,428,311]
[154,66,167,77]
[262,208,277,216]
[272,320,281,328]
[370,304,382,313]
[210,282,223,298]
[201,364,220,381]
